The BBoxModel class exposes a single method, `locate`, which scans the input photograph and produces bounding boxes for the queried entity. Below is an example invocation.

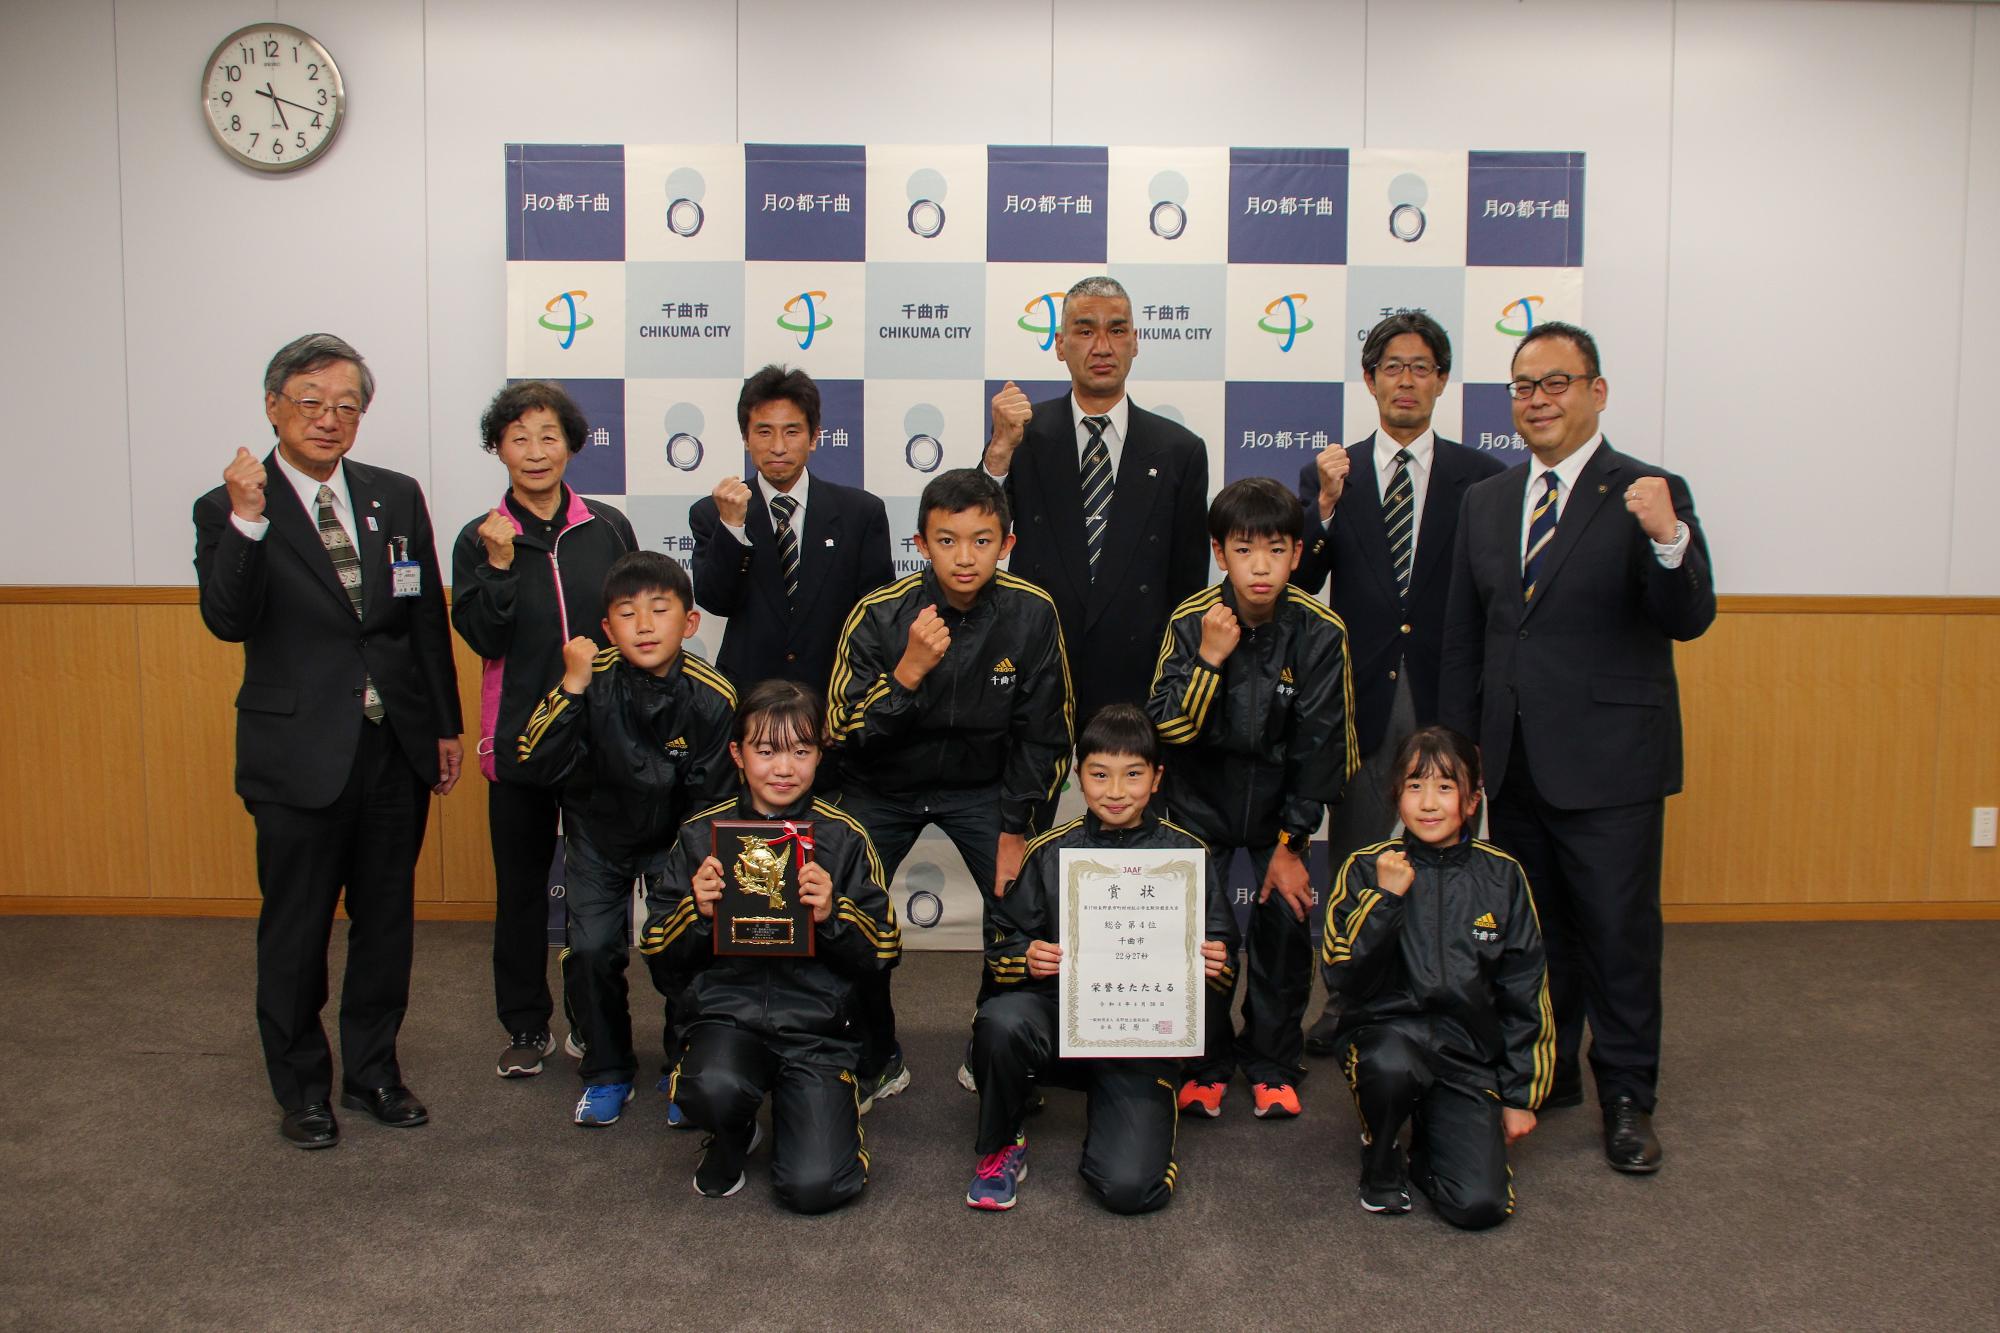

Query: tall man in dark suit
[1439,321,1714,1173]
[1294,313,1506,1055]
[689,365,893,698]
[194,333,463,1149]
[983,276,1210,727]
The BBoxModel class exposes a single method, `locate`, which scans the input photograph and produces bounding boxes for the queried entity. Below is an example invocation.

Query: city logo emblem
[1386,171,1429,244]
[1496,295,1544,338]
[778,290,833,350]
[1018,292,1064,351]
[1258,294,1314,353]
[1149,169,1190,241]
[539,290,593,349]
[904,404,946,474]
[662,403,706,472]
[906,167,948,238]
[664,166,707,237]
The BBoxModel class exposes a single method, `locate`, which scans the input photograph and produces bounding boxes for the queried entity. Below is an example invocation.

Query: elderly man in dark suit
[982,276,1210,727]
[1294,312,1506,1055]
[1439,321,1714,1174]
[194,333,462,1149]
[688,364,892,698]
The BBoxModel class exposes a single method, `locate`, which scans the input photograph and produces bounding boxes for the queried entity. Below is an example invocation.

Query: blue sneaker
[573,1082,634,1127]
[965,1134,1028,1211]
[655,1073,697,1128]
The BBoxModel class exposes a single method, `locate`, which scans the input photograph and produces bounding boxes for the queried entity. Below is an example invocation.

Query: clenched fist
[224,447,268,522]
[1375,848,1415,897]
[1315,443,1350,521]
[477,509,516,571]
[560,635,599,694]
[1198,602,1241,669]
[691,855,725,918]
[713,475,753,529]
[985,380,1033,475]
[1623,476,1679,544]
[894,605,952,690]
[798,861,835,925]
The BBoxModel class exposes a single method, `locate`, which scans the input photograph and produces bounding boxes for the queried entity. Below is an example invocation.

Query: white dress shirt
[724,468,812,553]
[1520,434,1688,569]
[230,451,355,549]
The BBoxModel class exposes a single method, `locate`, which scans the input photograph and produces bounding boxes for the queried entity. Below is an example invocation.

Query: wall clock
[201,23,344,173]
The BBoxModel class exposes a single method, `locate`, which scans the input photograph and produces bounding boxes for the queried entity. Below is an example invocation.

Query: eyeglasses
[277,392,365,423]
[1376,359,1438,380]
[1506,372,1596,401]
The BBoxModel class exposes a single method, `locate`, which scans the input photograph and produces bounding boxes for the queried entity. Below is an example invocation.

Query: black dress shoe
[1602,1095,1663,1173]
[339,1084,429,1127]
[280,1102,339,1149]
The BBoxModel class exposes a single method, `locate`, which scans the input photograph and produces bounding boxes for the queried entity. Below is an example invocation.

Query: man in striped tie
[193,334,463,1150]
[1292,314,1505,1057]
[1439,321,1715,1176]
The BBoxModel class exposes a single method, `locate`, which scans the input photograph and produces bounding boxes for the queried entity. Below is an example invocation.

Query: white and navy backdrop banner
[505,143,1585,950]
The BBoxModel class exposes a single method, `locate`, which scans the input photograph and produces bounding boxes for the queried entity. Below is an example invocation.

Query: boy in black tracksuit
[1323,725,1553,1226]
[827,468,1074,1101]
[1148,477,1356,1121]
[515,553,736,1125]
[647,681,900,1213]
[967,705,1235,1214]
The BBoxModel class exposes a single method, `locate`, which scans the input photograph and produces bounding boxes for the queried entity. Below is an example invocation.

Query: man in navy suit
[983,276,1210,728]
[689,365,893,699]
[1294,313,1505,1055]
[1440,321,1715,1174]
[193,333,463,1149]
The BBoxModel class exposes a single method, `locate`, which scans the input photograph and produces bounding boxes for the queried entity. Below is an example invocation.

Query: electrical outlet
[1974,807,1998,848]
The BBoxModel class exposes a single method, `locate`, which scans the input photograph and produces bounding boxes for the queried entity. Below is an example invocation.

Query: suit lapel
[1522,444,1619,621]
[263,451,352,614]
[1341,435,1400,607]
[746,490,789,617]
[791,484,840,624]
[1408,443,1465,603]
[1086,410,1165,624]
[1030,399,1091,607]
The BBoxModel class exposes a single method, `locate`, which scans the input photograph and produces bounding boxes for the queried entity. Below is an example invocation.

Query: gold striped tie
[1521,472,1559,605]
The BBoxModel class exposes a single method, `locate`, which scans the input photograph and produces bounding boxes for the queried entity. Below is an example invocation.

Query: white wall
[3,0,1994,594]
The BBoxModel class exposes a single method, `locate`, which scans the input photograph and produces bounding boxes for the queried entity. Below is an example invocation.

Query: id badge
[388,537,421,597]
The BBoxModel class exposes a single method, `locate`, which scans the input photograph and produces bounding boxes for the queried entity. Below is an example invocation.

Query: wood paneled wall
[2,590,1995,921]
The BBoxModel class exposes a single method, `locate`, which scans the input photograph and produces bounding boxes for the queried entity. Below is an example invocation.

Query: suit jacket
[1437,441,1715,810]
[688,473,892,693]
[997,393,1210,723]
[193,453,462,809]
[1293,434,1507,757]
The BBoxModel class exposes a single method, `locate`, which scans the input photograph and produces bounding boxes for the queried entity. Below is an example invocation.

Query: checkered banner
[505,143,1585,949]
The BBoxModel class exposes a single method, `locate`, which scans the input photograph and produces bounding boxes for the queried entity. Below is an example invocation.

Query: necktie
[316,484,384,721]
[1081,416,1114,583]
[1382,448,1414,606]
[1522,472,1559,605]
[770,492,801,604]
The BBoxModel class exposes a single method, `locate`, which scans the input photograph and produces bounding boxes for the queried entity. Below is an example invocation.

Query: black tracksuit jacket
[1146,581,1358,849]
[514,648,737,859]
[826,569,1073,835]
[1320,835,1556,1110]
[640,789,901,1053]
[986,810,1238,1002]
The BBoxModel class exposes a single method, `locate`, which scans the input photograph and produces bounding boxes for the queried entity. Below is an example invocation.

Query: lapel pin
[1597,484,1608,493]
[1148,467,1158,477]
[825,538,835,547]
[371,499,382,507]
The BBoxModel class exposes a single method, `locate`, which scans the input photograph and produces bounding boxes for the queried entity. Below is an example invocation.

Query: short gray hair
[263,332,375,408]
[1064,275,1129,307]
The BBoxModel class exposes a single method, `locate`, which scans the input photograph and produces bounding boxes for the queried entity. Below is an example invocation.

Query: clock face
[201,24,344,173]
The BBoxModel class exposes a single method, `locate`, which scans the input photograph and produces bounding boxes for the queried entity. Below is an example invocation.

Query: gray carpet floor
[1,917,1996,1331]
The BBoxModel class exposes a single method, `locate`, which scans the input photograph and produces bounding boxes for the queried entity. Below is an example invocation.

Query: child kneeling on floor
[1321,724,1554,1228]
[646,680,900,1213]
[965,704,1234,1213]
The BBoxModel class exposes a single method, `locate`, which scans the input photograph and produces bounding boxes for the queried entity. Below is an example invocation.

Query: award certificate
[1057,848,1205,1059]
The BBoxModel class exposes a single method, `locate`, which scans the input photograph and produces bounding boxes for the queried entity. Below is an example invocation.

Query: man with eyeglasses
[1439,320,1714,1174]
[193,333,463,1150]
[1292,314,1506,1059]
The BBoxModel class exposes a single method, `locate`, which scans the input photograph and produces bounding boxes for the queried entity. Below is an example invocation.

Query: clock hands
[256,82,290,130]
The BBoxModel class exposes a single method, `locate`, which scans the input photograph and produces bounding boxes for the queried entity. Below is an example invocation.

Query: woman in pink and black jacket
[451,380,636,1080]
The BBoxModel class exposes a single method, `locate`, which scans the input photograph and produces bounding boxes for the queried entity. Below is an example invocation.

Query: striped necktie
[316,484,384,721]
[1081,416,1113,583]
[770,491,801,604]
[1383,448,1415,606]
[1522,471,1559,605]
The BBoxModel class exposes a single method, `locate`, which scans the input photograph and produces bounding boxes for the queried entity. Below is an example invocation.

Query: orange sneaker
[1177,1080,1226,1118]
[1252,1083,1302,1118]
